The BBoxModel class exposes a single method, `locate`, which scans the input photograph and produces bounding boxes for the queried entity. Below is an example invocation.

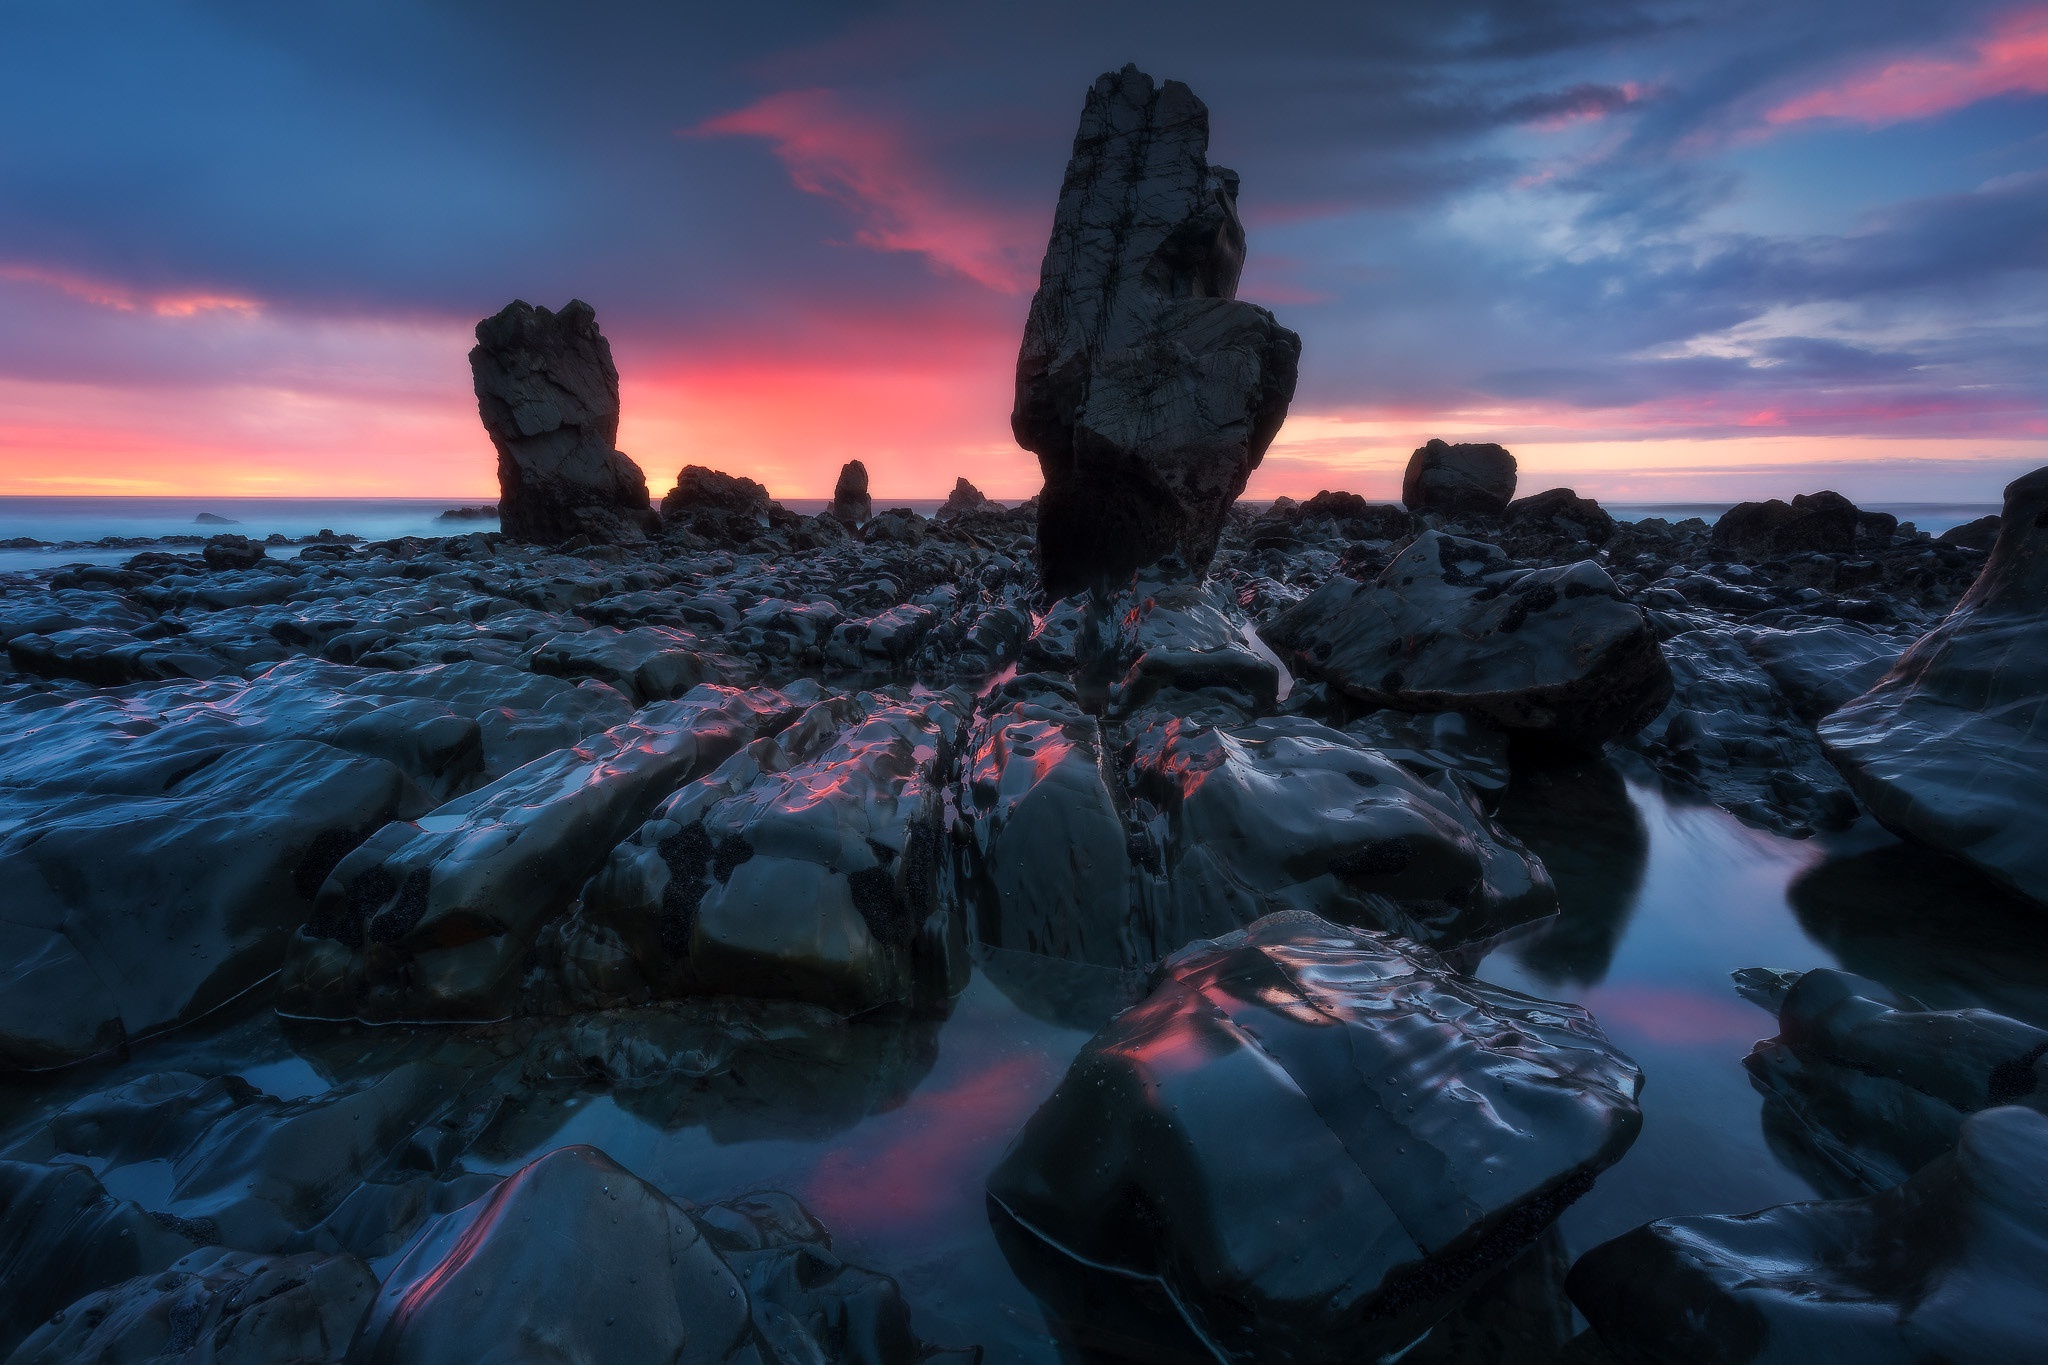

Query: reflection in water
[1493,750,1649,988]
[1789,838,2048,1027]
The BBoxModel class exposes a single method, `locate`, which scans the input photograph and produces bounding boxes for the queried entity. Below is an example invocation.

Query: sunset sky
[3,1,2045,501]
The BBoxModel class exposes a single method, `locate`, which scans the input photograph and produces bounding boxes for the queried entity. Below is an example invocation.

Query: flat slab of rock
[1014,65,1299,597]
[469,299,659,545]
[1568,1105,2048,1363]
[1265,531,1672,747]
[1820,465,2048,905]
[988,911,1642,1361]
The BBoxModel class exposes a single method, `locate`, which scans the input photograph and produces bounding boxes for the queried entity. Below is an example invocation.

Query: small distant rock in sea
[436,505,500,521]
[193,512,240,525]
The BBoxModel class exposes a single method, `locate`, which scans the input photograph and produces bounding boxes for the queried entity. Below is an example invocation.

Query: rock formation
[1820,465,2048,905]
[1403,439,1517,518]
[1568,1105,2048,1363]
[1264,531,1673,747]
[660,464,770,524]
[830,459,872,526]
[938,476,991,519]
[989,911,1642,1360]
[469,300,659,545]
[1013,64,1300,598]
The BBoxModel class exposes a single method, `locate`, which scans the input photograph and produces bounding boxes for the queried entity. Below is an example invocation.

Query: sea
[0,495,2002,574]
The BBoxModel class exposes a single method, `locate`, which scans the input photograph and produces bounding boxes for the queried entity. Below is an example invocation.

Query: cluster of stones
[1,61,2045,1365]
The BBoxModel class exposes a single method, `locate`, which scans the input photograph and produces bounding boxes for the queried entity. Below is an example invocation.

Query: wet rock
[355,1145,959,1365]
[1630,629,1858,836]
[1123,715,1555,954]
[567,690,964,1012]
[0,734,416,1070]
[831,459,873,527]
[1341,708,1512,796]
[1732,966,2048,1194]
[1014,64,1300,598]
[201,534,266,571]
[1107,576,1279,717]
[6,1247,374,1365]
[1402,439,1517,519]
[2,1064,483,1255]
[1567,1104,2048,1364]
[1265,531,1672,748]
[1820,465,2048,905]
[279,684,803,1022]
[938,477,991,519]
[0,1160,199,1356]
[1939,514,2000,551]
[989,911,1643,1362]
[960,693,1135,966]
[337,659,632,778]
[824,604,935,673]
[469,299,659,545]
[527,624,743,704]
[1739,623,1900,722]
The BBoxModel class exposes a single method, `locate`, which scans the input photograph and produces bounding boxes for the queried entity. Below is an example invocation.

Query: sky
[1,0,2045,502]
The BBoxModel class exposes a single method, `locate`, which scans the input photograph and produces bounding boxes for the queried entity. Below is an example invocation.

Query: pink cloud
[0,261,261,317]
[1766,6,2048,128]
[695,90,1037,294]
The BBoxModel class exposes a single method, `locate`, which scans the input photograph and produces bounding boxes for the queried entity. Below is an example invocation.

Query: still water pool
[5,750,2042,1360]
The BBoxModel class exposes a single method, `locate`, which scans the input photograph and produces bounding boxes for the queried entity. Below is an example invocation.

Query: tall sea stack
[469,299,660,545]
[1013,64,1300,598]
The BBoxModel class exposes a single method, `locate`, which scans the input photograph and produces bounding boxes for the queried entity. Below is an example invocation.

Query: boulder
[1739,624,1901,722]
[1567,1105,2048,1364]
[1733,966,2048,1194]
[938,476,992,519]
[1264,531,1673,747]
[1402,439,1517,519]
[356,1145,962,1365]
[1504,487,1615,545]
[469,299,659,545]
[1711,491,1861,560]
[201,534,266,571]
[278,684,805,1022]
[988,911,1643,1361]
[1296,489,1417,540]
[830,459,873,526]
[527,624,743,705]
[6,1248,375,1365]
[566,691,966,1012]
[1013,64,1300,598]
[1939,514,2000,551]
[659,466,771,543]
[1819,466,2048,905]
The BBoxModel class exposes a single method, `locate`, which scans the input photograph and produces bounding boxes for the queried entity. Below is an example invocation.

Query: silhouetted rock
[1939,513,2000,550]
[831,459,872,526]
[1014,64,1300,598]
[659,465,770,547]
[193,511,239,525]
[357,1145,964,1365]
[1821,466,2048,905]
[1711,491,1865,559]
[469,299,659,545]
[432,504,497,522]
[938,476,991,519]
[201,533,265,571]
[989,911,1642,1361]
[1403,439,1517,519]
[1505,487,1614,544]
[1568,1105,2048,1363]
[1266,531,1672,747]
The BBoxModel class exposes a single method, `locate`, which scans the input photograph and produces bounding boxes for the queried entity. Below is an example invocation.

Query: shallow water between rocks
[4,750,2042,1362]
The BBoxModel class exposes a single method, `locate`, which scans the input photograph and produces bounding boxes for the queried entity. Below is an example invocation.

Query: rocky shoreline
[2,62,2044,1365]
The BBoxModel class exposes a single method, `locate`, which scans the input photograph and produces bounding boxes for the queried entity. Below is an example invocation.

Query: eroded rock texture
[1265,531,1672,747]
[1568,1105,2048,1364]
[470,300,660,546]
[988,911,1642,1362]
[1014,65,1300,597]
[1821,465,2048,905]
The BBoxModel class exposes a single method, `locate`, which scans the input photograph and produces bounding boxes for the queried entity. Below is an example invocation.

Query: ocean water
[0,496,2002,574]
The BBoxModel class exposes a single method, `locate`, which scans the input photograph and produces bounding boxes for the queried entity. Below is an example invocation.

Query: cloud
[1766,5,2048,129]
[695,89,1039,293]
